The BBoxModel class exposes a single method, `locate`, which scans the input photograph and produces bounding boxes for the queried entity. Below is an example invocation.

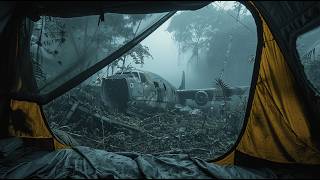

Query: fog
[128,2,257,90]
[132,20,187,88]
[31,1,257,93]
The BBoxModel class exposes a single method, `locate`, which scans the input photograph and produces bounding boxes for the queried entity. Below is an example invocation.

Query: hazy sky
[132,19,187,88]
[116,1,254,89]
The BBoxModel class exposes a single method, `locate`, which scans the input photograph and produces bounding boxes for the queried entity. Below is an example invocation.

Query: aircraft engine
[194,90,209,106]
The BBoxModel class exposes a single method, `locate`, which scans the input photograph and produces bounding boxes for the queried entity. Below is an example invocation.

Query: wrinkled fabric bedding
[0,138,277,179]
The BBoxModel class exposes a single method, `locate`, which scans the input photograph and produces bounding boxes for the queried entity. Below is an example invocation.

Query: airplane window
[296,26,320,93]
[139,73,147,83]
[132,72,140,80]
[122,72,134,78]
[43,1,257,161]
[154,81,159,88]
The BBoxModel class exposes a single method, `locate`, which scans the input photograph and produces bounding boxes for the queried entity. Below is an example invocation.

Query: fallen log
[77,105,144,133]
[64,102,79,124]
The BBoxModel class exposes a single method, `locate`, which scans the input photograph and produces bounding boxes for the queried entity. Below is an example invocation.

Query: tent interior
[1,1,320,178]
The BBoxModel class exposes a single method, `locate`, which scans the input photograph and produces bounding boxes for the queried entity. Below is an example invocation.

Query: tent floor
[0,137,285,178]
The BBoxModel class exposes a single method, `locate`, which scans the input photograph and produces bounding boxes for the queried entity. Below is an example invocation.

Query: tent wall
[254,1,320,150]
[215,3,320,166]
[9,100,66,149]
[0,5,66,150]
[237,17,320,164]
[0,4,23,138]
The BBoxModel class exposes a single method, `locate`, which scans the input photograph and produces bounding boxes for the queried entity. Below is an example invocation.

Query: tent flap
[236,12,320,164]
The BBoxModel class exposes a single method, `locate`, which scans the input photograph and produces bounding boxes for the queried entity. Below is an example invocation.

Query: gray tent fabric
[17,1,210,18]
[0,2,15,34]
[0,137,277,179]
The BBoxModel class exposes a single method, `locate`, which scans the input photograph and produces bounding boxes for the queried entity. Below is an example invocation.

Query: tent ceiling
[18,1,211,18]
[254,1,320,41]
[16,1,320,33]
[254,1,318,29]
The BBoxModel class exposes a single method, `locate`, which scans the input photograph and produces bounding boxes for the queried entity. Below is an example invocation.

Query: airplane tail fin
[178,71,185,90]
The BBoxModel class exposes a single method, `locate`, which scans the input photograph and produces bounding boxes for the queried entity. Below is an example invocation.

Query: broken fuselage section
[101,70,178,113]
[101,69,248,113]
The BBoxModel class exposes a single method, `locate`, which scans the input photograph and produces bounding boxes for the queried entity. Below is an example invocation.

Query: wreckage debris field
[45,85,246,160]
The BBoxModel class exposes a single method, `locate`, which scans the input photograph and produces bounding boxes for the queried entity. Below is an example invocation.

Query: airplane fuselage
[101,69,248,113]
[101,70,179,112]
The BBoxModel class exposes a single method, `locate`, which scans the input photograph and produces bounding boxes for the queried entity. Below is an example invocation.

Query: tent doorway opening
[34,1,258,160]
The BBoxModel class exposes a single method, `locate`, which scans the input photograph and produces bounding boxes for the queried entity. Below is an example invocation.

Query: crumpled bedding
[0,137,277,179]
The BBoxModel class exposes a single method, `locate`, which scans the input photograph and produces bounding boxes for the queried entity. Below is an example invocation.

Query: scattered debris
[189,108,202,115]
[177,105,192,113]
[44,84,247,160]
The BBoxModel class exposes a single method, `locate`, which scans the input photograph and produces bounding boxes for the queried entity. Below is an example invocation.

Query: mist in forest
[132,20,186,88]
[31,1,258,93]
[130,1,257,89]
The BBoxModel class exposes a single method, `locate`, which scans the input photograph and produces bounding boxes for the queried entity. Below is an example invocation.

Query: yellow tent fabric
[237,17,320,164]
[216,7,320,165]
[9,100,66,150]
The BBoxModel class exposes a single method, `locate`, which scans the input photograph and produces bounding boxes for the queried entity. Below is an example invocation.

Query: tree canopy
[167,2,257,88]
[31,13,154,88]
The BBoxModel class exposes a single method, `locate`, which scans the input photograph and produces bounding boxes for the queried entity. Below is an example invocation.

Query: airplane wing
[176,86,248,106]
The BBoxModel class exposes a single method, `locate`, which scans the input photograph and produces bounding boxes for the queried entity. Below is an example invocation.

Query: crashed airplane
[101,69,248,112]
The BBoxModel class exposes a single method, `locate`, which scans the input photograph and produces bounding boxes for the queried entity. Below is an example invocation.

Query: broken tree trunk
[63,102,79,124]
[77,105,144,133]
